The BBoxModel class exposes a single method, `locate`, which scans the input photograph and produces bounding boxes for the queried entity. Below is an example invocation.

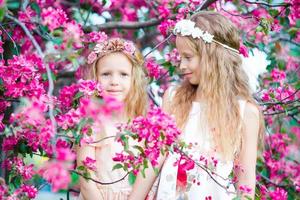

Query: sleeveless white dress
[155,99,246,200]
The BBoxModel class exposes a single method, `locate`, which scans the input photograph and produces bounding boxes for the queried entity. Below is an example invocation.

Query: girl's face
[176,36,201,85]
[96,52,132,101]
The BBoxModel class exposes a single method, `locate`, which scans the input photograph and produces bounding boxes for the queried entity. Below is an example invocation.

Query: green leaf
[277,60,285,70]
[0,7,6,22]
[30,2,41,16]
[51,37,63,45]
[296,19,300,28]
[132,145,144,154]
[74,91,84,101]
[268,9,279,17]
[77,165,85,171]
[83,171,91,179]
[112,164,123,171]
[7,1,20,10]
[70,172,80,185]
[121,135,129,151]
[289,48,300,57]
[128,171,136,185]
[42,71,56,81]
[295,80,300,90]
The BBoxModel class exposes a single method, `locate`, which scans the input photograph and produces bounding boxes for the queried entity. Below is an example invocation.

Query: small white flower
[202,32,214,43]
[191,27,204,39]
[93,43,105,53]
[174,19,195,36]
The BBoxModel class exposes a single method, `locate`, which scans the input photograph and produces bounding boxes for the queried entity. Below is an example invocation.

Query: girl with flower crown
[129,11,264,200]
[76,38,148,200]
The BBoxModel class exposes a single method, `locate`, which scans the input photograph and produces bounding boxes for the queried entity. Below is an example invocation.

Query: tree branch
[242,0,291,7]
[71,170,129,185]
[5,14,57,145]
[93,16,174,30]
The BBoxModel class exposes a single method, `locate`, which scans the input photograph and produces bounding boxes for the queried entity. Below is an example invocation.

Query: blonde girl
[77,38,148,200]
[130,11,264,200]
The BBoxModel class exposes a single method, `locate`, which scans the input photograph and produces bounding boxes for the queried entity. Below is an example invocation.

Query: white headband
[173,19,239,54]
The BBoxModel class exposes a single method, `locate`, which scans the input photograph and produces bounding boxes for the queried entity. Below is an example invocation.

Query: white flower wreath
[173,19,238,53]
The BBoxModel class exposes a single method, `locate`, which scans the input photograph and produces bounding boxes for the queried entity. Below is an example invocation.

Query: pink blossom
[84,31,108,43]
[145,58,164,79]
[58,83,79,110]
[0,40,3,54]
[239,185,252,194]
[57,108,81,130]
[269,187,287,200]
[165,48,181,66]
[158,4,170,19]
[78,79,103,96]
[121,7,137,21]
[0,114,4,131]
[63,20,84,49]
[0,183,8,198]
[41,7,68,31]
[2,136,18,151]
[39,161,71,192]
[271,68,286,83]
[82,156,97,171]
[158,19,175,36]
[19,184,37,199]
[18,7,36,31]
[0,0,5,7]
[56,139,70,148]
[114,106,181,173]
[239,43,249,57]
[0,54,46,98]
[56,147,76,162]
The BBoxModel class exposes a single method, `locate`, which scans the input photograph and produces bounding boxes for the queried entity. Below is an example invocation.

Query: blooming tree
[0,0,299,199]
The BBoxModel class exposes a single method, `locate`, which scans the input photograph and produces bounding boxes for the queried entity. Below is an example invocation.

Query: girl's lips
[106,90,122,95]
[182,72,193,78]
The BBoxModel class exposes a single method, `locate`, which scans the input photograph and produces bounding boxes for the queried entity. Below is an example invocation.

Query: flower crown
[173,19,239,54]
[87,38,136,64]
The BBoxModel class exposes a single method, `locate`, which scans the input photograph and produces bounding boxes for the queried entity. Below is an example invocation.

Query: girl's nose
[179,61,187,72]
[110,75,119,86]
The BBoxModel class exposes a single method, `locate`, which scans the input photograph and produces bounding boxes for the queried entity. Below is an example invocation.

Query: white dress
[155,100,246,200]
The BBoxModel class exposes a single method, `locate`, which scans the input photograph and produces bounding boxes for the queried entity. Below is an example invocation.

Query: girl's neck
[111,111,128,124]
[194,86,205,102]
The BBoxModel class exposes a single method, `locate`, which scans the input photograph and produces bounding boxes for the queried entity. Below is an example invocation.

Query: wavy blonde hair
[84,38,148,119]
[171,11,264,160]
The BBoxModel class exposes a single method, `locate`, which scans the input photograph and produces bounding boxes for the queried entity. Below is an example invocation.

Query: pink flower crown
[87,38,136,64]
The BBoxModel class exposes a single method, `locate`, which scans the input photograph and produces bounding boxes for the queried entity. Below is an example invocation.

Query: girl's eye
[121,72,129,77]
[185,56,192,60]
[101,72,110,76]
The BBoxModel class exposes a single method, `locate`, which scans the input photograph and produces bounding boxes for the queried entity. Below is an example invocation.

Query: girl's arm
[234,102,260,199]
[129,88,173,200]
[76,145,102,200]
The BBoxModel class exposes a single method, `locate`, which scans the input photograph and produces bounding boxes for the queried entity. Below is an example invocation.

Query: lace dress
[155,100,246,200]
[78,122,131,200]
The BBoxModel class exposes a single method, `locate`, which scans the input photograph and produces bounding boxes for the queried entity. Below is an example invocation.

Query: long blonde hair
[171,11,264,160]
[84,38,148,119]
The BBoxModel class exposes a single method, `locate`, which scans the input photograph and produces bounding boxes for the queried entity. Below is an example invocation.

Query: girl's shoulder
[162,85,178,112]
[237,99,259,120]
[243,102,260,120]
